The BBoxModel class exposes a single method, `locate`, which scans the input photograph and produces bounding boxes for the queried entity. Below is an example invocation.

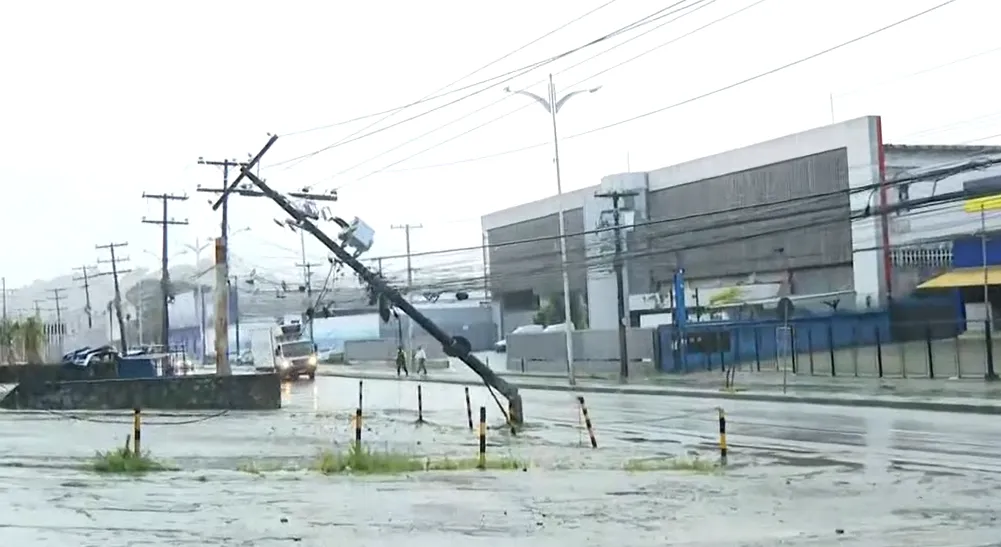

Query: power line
[277,0,625,177]
[364,0,960,175]
[265,0,699,170]
[335,0,767,186]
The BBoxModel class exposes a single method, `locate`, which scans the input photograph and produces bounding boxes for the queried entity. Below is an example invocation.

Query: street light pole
[506,74,601,387]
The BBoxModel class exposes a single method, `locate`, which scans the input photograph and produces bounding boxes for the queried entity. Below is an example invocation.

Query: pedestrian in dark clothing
[395,346,409,377]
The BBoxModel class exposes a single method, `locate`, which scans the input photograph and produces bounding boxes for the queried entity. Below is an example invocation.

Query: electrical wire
[235,156,998,308]
[264,1,697,170]
[323,0,722,183]
[357,0,961,174]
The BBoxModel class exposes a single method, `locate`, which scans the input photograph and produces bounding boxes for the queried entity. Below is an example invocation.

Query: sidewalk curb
[317,369,1001,416]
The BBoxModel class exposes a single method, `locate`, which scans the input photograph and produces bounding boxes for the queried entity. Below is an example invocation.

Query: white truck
[251,319,319,380]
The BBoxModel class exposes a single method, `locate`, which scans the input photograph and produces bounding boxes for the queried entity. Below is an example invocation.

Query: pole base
[986,372,1000,382]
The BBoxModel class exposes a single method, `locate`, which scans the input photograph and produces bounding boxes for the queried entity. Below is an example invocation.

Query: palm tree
[17,316,46,365]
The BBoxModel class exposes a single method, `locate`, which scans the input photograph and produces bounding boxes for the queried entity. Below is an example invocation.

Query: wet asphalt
[0,376,1000,546]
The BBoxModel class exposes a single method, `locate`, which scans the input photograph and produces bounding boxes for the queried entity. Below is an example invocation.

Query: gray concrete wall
[507,328,656,362]
[738,335,995,379]
[344,339,448,362]
[0,363,117,384]
[0,373,281,410]
[630,148,852,293]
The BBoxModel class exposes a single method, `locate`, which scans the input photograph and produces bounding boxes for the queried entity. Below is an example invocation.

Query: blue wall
[657,312,891,373]
[953,236,1001,267]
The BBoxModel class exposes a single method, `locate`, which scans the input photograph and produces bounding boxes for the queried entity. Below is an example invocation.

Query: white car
[494,324,546,352]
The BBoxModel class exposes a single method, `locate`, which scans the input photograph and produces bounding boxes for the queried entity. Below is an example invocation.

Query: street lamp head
[588,86,602,94]
[197,157,205,164]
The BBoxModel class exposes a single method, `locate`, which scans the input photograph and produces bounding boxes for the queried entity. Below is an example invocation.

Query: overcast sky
[2,0,999,290]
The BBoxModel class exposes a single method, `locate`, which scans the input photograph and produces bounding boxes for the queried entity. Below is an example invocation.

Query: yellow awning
[917,267,1001,289]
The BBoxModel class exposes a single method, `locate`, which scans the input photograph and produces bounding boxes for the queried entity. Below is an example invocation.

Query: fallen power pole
[96,242,132,351]
[214,135,524,425]
[142,192,189,353]
[595,189,638,381]
[72,265,95,329]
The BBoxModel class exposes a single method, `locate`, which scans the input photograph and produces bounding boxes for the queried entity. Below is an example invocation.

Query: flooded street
[1,376,1000,546]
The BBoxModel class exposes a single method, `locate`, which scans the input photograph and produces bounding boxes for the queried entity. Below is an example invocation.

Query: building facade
[482,116,1001,336]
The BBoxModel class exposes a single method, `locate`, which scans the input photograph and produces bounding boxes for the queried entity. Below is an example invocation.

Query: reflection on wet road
[0,376,999,546]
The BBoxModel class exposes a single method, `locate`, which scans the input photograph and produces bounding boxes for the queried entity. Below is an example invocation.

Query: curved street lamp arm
[554,86,602,114]
[504,87,552,113]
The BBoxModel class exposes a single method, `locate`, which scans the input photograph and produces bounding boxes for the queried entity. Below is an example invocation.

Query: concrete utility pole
[48,288,67,356]
[142,192,189,353]
[32,299,44,317]
[96,242,132,351]
[595,189,638,381]
[72,266,95,329]
[296,251,322,344]
[198,167,336,375]
[505,75,601,386]
[392,223,422,360]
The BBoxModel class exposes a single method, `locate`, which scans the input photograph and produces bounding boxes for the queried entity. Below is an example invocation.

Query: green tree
[532,292,588,329]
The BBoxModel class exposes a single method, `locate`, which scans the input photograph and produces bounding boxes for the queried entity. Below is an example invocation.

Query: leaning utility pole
[199,161,336,375]
[96,242,132,351]
[595,189,638,381]
[142,192,189,353]
[72,266,95,329]
[392,223,422,360]
[48,288,67,355]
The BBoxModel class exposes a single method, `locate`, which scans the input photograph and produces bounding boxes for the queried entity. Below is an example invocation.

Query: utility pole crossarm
[196,187,339,202]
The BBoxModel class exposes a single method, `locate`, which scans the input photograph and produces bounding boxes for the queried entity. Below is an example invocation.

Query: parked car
[494,324,546,353]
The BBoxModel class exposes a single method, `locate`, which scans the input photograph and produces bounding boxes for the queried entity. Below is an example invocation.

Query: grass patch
[314,443,528,475]
[90,447,171,474]
[624,454,721,474]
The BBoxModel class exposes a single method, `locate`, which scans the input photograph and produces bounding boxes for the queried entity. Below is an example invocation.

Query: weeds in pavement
[313,443,528,475]
[90,447,171,474]
[623,454,721,474]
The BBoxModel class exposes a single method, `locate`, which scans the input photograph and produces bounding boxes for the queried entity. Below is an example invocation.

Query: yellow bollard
[577,396,598,449]
[132,407,142,457]
[477,406,486,470]
[718,407,727,465]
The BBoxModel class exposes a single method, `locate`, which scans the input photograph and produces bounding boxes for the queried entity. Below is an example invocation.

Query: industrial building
[482,115,1001,336]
